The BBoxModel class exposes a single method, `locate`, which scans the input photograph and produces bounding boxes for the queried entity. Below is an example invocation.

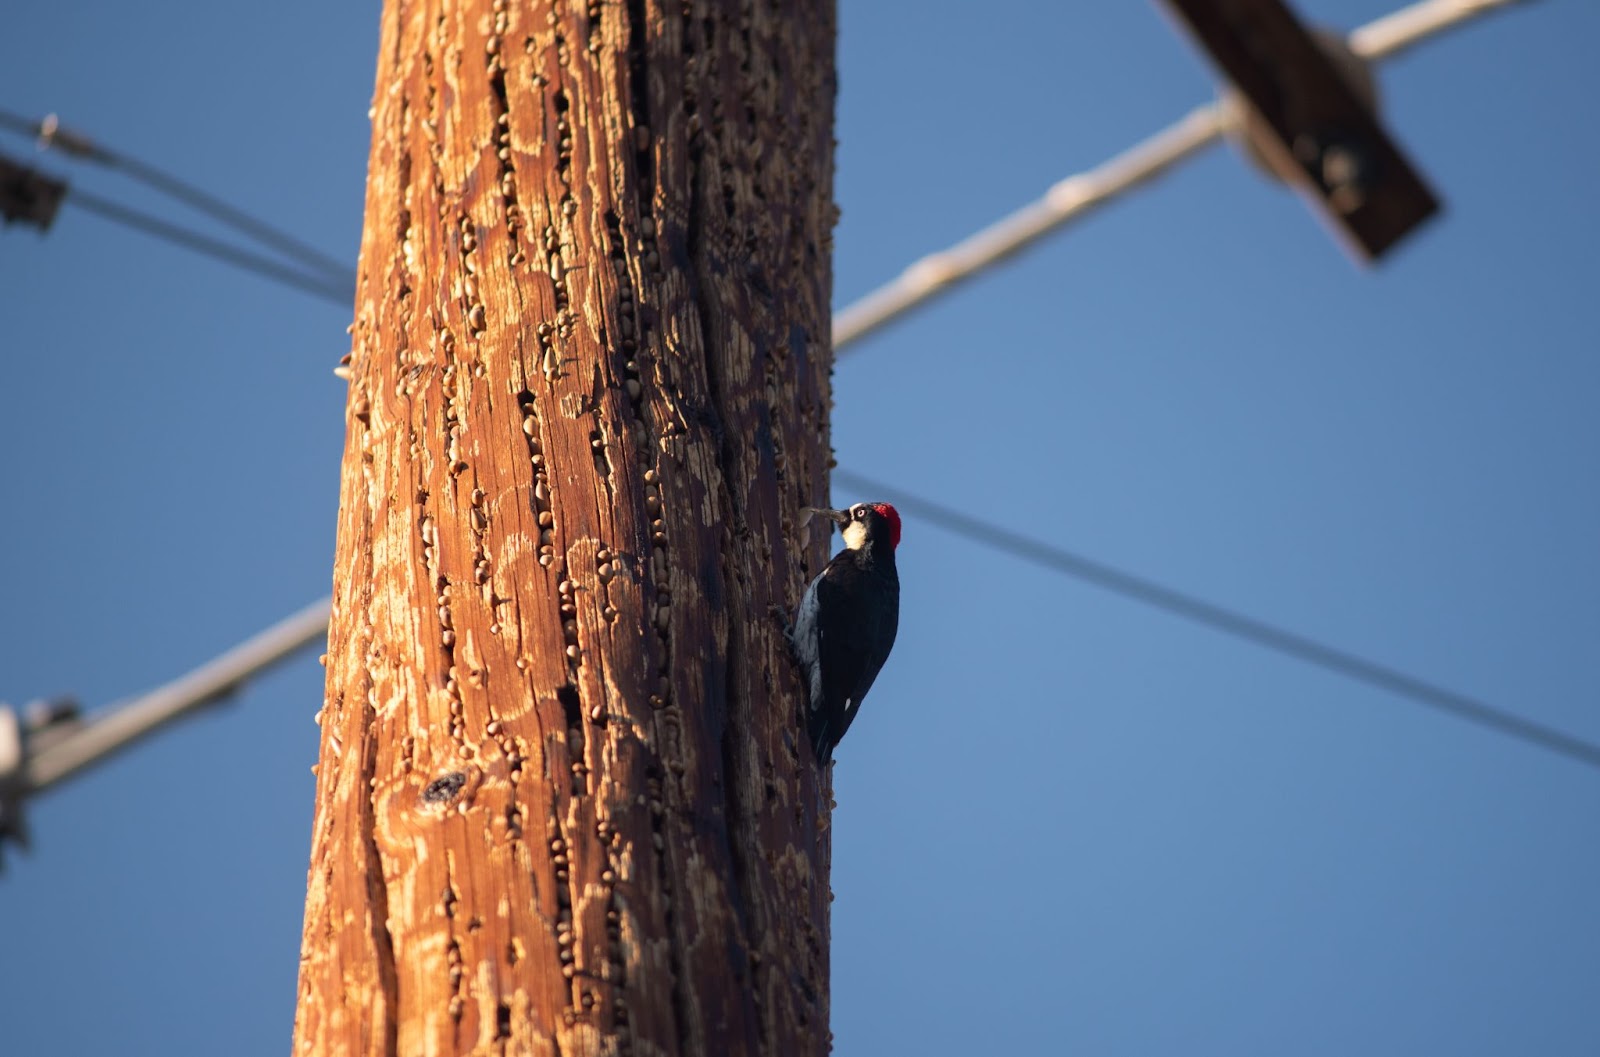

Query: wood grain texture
[293,2,838,1054]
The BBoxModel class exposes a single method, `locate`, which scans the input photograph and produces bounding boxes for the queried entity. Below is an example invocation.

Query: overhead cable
[67,185,354,305]
[3,0,1558,827]
[0,108,354,284]
[833,468,1600,772]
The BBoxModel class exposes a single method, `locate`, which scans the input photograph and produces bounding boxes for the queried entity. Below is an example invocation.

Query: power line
[19,441,1595,819]
[831,0,1534,352]
[3,0,1570,831]
[66,184,354,305]
[833,469,1600,772]
[0,108,355,284]
[3,0,1527,322]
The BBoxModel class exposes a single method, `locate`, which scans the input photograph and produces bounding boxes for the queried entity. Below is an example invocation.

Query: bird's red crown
[872,503,902,549]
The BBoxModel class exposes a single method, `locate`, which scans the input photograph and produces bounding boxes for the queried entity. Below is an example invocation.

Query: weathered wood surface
[293,2,838,1054]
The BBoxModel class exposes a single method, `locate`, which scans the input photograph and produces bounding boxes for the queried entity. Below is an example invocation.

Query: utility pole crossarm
[17,598,331,796]
[1158,0,1439,259]
[0,153,66,230]
[832,105,1225,349]
[836,0,1529,351]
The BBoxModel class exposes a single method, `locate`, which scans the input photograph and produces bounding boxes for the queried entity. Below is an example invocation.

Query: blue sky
[2,1,1596,1054]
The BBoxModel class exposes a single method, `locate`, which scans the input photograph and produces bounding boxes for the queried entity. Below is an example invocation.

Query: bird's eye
[854,507,868,519]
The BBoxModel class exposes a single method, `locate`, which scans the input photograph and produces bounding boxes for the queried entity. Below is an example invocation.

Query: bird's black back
[807,542,899,764]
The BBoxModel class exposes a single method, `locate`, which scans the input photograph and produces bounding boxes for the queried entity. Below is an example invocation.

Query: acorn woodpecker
[788,502,901,765]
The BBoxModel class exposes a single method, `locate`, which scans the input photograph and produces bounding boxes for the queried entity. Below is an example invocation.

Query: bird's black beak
[802,506,851,531]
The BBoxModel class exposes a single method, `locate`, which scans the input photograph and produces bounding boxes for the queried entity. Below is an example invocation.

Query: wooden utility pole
[293,1,838,1054]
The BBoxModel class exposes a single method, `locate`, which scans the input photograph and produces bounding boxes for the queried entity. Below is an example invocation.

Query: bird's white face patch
[842,519,868,551]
